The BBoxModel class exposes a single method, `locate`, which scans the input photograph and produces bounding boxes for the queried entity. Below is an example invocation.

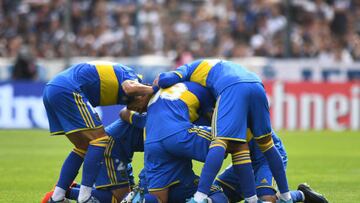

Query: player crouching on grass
[42,61,155,203]
[42,108,146,203]
[212,131,329,203]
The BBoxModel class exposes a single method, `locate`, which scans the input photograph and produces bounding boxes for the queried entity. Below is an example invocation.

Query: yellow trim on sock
[73,147,87,158]
[233,159,252,165]
[257,139,275,152]
[232,150,250,156]
[209,144,227,149]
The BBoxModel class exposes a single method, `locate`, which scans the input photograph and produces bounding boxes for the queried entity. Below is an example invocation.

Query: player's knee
[227,141,248,154]
[111,187,130,201]
[259,195,277,203]
[72,139,90,150]
[145,193,161,203]
[255,136,274,153]
[72,147,87,158]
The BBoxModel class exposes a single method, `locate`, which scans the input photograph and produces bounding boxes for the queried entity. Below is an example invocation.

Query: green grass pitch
[0,130,359,202]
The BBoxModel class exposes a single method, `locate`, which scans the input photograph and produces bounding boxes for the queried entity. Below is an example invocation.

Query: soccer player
[43,61,154,203]
[157,59,291,203]
[42,108,145,203]
[214,131,328,203]
[144,81,228,203]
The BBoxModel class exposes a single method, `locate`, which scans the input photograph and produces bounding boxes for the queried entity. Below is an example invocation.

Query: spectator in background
[11,46,39,80]
[0,0,359,61]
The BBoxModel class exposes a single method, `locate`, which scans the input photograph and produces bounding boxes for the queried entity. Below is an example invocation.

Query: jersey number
[148,83,187,106]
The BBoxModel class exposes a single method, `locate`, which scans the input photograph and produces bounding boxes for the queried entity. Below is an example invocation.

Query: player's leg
[66,127,109,202]
[50,89,107,203]
[67,186,121,203]
[254,163,278,203]
[94,135,131,201]
[249,83,291,202]
[213,165,244,203]
[145,141,191,203]
[194,85,258,203]
[43,86,86,203]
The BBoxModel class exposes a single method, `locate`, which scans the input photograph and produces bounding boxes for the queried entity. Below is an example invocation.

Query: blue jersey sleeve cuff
[130,112,147,129]
[158,72,182,88]
[152,85,159,93]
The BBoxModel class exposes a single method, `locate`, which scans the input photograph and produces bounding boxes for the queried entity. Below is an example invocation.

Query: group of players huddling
[41,60,329,203]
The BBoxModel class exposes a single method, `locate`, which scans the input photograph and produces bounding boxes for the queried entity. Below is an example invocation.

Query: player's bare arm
[122,80,154,96]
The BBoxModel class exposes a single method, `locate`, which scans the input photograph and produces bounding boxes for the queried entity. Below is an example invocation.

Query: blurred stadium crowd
[1,0,360,63]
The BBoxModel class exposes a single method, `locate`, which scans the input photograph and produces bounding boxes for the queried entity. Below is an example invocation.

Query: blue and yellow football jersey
[159,59,261,97]
[96,113,145,189]
[145,81,215,143]
[48,61,140,106]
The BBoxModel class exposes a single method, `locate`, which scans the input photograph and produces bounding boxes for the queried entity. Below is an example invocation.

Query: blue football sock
[262,145,289,194]
[290,190,304,202]
[232,150,257,199]
[208,192,228,203]
[67,187,79,200]
[144,194,159,203]
[198,145,226,194]
[57,150,84,190]
[81,137,109,187]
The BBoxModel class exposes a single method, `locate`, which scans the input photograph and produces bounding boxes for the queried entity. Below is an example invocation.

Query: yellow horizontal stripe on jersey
[179,90,200,122]
[190,59,220,86]
[95,63,119,105]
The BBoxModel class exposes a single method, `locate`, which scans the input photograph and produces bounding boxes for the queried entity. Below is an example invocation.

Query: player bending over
[213,130,328,203]
[157,59,291,203]
[143,81,228,203]
[42,108,146,203]
[43,61,154,203]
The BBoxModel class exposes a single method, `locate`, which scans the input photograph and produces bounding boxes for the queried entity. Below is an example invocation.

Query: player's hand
[153,75,159,86]
[119,107,131,122]
[127,94,152,113]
